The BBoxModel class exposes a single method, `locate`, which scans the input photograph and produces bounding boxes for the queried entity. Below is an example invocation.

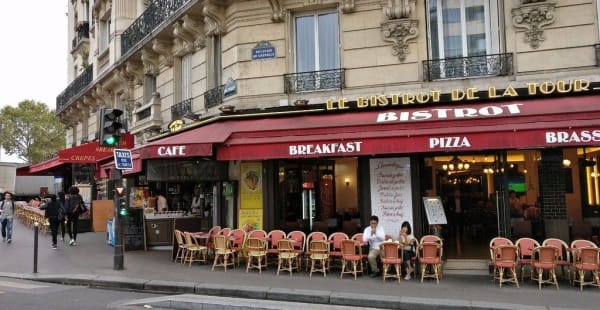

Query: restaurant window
[294,11,340,73]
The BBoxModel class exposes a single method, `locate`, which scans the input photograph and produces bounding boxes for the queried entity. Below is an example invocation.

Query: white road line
[0,280,48,289]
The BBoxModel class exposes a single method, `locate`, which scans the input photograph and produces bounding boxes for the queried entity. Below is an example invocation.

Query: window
[181,54,192,100]
[428,0,498,59]
[99,18,111,53]
[294,11,340,73]
[143,74,156,104]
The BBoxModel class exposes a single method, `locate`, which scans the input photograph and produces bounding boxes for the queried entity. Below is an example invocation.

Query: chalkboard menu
[123,208,145,251]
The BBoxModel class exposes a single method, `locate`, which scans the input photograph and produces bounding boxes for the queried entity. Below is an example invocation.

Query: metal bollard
[33,222,39,273]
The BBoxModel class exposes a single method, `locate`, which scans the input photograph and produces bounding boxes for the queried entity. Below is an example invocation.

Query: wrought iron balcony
[121,0,190,56]
[71,21,90,50]
[204,85,224,109]
[171,98,192,119]
[56,65,93,113]
[423,53,513,81]
[284,68,345,93]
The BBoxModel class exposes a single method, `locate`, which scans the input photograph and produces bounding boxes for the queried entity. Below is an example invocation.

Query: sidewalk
[0,219,596,310]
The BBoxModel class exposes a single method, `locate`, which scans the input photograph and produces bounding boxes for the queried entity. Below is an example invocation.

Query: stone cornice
[512,0,556,49]
[384,0,415,19]
[152,39,174,68]
[203,0,226,36]
[173,14,205,56]
[341,0,355,13]
[141,48,160,76]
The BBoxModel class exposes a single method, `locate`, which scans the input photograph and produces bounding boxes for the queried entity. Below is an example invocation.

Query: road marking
[0,280,48,289]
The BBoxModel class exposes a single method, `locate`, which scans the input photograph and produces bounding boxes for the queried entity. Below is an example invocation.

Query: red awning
[98,153,142,178]
[16,133,135,176]
[137,122,231,159]
[216,95,600,160]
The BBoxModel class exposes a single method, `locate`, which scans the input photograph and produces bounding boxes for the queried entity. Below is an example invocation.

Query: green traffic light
[104,135,117,146]
[119,207,128,217]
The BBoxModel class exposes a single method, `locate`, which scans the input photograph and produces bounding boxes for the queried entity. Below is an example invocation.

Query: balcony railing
[121,0,190,56]
[171,98,192,119]
[56,65,93,113]
[204,85,224,109]
[423,53,513,81]
[71,21,90,50]
[284,68,345,93]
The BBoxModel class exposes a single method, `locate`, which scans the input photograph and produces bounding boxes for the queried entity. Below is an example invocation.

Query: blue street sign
[113,149,133,170]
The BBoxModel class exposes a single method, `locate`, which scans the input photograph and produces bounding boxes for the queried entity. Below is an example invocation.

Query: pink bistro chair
[380,241,403,284]
[493,245,519,288]
[515,237,540,281]
[328,232,349,267]
[351,233,368,270]
[219,227,232,237]
[419,242,443,284]
[249,229,267,239]
[531,246,559,290]
[287,231,306,268]
[340,239,363,280]
[572,247,600,291]
[489,237,513,280]
[542,238,571,281]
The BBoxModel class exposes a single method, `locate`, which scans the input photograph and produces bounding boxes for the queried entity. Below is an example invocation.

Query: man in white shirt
[363,215,385,277]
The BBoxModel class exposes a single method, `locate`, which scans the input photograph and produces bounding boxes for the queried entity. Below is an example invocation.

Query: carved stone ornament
[125,60,144,86]
[512,1,556,49]
[82,96,99,114]
[341,0,355,13]
[268,0,284,22]
[203,0,226,36]
[152,39,174,68]
[381,19,418,62]
[141,48,160,76]
[173,15,206,56]
[384,0,415,20]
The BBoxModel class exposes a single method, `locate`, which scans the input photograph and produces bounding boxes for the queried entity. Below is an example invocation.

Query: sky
[0,2,68,163]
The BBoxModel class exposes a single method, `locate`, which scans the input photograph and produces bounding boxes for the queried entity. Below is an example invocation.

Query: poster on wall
[240,162,263,209]
[369,157,413,237]
[238,208,263,230]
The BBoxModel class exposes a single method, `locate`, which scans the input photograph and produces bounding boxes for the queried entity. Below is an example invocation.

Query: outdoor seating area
[172,225,444,284]
[14,203,50,234]
[490,236,600,291]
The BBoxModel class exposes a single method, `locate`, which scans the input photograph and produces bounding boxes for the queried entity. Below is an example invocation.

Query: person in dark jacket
[57,192,67,242]
[65,186,86,246]
[40,194,61,249]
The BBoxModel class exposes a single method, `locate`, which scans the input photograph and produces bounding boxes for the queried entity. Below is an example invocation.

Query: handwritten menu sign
[422,196,447,225]
[369,157,413,237]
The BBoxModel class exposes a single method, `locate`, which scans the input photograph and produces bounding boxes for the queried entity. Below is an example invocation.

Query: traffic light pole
[112,167,124,270]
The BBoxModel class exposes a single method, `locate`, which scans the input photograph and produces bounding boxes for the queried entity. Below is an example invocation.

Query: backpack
[57,202,65,220]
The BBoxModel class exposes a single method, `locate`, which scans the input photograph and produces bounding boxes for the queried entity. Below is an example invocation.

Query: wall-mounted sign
[251,41,276,60]
[168,119,184,132]
[223,78,237,97]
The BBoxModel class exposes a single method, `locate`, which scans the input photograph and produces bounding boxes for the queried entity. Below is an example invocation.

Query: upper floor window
[294,11,340,73]
[427,0,499,59]
[181,54,192,100]
[99,18,111,53]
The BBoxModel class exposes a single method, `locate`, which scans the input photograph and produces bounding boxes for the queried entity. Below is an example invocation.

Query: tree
[0,100,66,164]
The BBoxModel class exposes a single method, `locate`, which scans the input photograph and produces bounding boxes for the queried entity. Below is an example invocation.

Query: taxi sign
[113,149,133,170]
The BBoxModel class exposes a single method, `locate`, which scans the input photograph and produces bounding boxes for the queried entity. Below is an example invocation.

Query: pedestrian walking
[0,192,15,243]
[57,191,67,242]
[65,186,87,246]
[40,194,62,249]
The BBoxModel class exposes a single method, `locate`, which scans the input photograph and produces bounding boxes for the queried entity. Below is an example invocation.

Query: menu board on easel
[123,208,145,251]
[422,196,448,225]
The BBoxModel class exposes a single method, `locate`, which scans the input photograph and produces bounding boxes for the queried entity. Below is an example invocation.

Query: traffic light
[118,198,128,217]
[99,108,123,147]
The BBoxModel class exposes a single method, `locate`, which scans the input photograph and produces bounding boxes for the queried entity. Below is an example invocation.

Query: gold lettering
[527,82,538,95]
[415,92,430,103]
[391,94,399,105]
[574,79,590,92]
[503,85,518,97]
[357,97,368,108]
[488,86,501,98]
[539,81,555,94]
[451,89,465,101]
[377,95,389,106]
[402,93,415,104]
[326,99,336,110]
[556,80,572,93]
[338,98,349,109]
[466,88,479,100]
[430,90,441,102]
[370,96,377,107]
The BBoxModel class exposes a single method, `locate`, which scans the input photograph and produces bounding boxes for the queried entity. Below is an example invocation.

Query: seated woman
[398,221,417,280]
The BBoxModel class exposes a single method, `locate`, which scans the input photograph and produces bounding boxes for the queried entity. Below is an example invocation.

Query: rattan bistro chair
[183,231,208,267]
[309,240,330,278]
[277,239,299,276]
[531,246,559,290]
[493,245,519,288]
[212,235,236,272]
[246,237,268,274]
[380,241,403,284]
[572,247,600,291]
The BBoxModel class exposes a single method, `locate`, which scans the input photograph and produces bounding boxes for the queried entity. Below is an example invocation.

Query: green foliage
[0,100,66,164]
